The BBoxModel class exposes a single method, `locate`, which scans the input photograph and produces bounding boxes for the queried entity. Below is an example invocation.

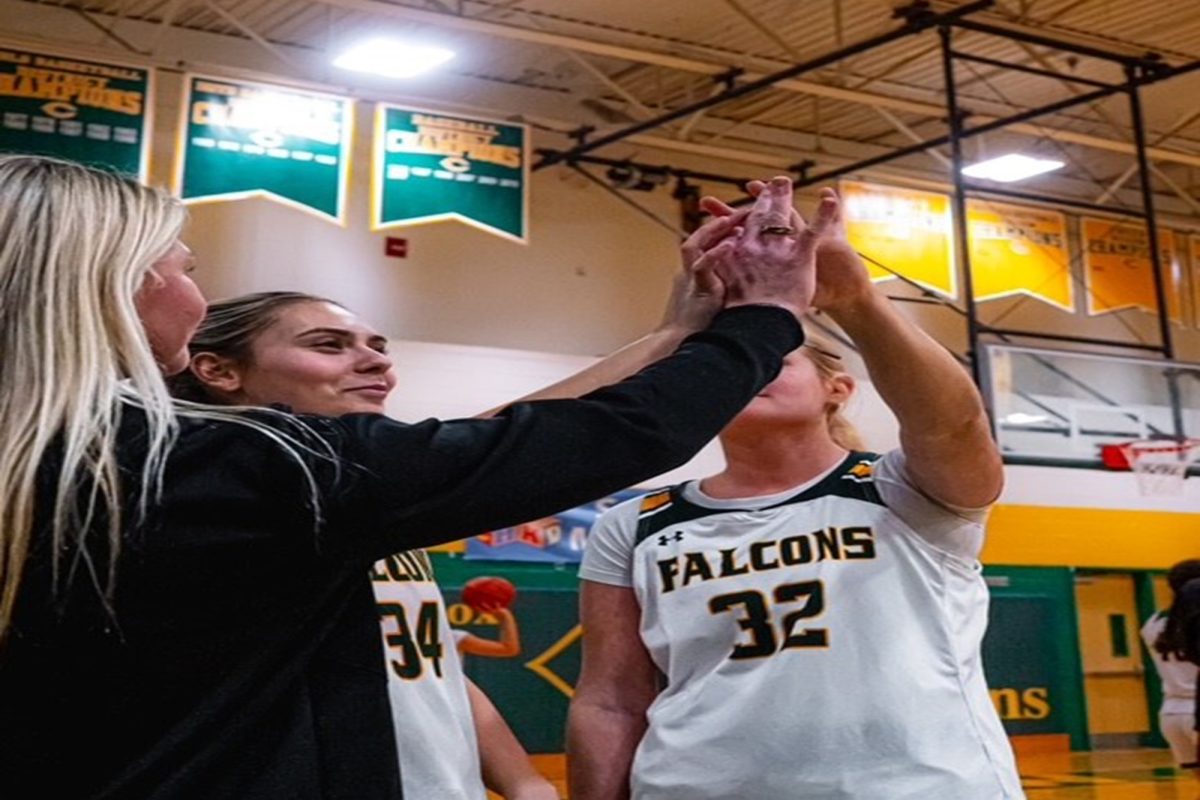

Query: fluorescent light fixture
[1003,412,1049,426]
[962,154,1064,183]
[333,39,455,79]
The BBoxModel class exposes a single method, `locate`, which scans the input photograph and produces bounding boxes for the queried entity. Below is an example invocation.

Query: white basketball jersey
[1142,612,1198,715]
[371,550,486,800]
[581,451,1024,800]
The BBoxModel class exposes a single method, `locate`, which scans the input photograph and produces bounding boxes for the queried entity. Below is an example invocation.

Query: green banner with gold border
[372,104,528,243]
[0,46,149,178]
[176,75,351,224]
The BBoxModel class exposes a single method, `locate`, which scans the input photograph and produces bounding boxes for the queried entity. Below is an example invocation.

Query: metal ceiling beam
[70,7,143,54]
[515,10,658,121]
[0,4,916,177]
[722,0,802,62]
[304,0,1200,169]
[1151,164,1200,216]
[1095,107,1200,203]
[203,0,303,71]
[952,16,1149,65]
[8,0,1200,221]
[871,106,952,168]
[535,0,996,168]
[148,0,187,56]
[784,55,1200,192]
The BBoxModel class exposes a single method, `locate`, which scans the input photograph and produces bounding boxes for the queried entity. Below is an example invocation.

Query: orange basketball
[462,576,517,612]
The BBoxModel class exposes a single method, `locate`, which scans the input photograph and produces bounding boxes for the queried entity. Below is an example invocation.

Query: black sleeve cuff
[699,305,805,350]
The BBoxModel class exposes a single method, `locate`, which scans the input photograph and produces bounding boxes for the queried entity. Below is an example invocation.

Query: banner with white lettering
[1082,218,1183,322]
[176,75,351,223]
[0,46,149,178]
[967,200,1073,311]
[372,104,528,243]
[840,180,957,298]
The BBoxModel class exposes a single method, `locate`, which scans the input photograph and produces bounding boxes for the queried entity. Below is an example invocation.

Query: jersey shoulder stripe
[634,451,885,545]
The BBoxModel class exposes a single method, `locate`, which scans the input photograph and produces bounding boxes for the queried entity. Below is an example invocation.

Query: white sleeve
[1141,614,1164,650]
[873,449,988,561]
[578,499,640,587]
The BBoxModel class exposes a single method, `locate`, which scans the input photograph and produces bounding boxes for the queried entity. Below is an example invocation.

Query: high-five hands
[690,176,838,321]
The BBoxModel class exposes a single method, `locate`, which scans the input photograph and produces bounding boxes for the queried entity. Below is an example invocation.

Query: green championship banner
[372,104,528,243]
[0,46,150,178]
[176,75,351,224]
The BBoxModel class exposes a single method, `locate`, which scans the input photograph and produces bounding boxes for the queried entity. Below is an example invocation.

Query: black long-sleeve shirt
[0,307,801,799]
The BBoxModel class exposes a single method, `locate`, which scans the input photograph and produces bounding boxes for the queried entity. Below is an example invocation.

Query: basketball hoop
[1099,439,1200,496]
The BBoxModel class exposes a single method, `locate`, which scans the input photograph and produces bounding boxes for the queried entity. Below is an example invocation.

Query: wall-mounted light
[962,153,1064,183]
[333,39,455,79]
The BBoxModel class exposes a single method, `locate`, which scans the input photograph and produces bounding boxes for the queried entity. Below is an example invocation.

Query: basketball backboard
[980,343,1200,477]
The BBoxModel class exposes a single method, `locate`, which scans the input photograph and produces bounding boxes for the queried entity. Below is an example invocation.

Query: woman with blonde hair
[570,187,1024,799]
[0,155,826,799]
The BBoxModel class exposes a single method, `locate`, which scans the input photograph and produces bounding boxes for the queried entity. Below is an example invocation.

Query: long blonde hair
[0,157,332,644]
[802,337,866,452]
[0,155,188,640]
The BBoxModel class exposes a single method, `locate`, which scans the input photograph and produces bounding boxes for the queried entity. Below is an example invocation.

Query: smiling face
[202,300,397,415]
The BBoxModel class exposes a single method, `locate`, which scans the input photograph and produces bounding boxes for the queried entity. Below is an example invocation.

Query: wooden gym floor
[510,748,1199,798]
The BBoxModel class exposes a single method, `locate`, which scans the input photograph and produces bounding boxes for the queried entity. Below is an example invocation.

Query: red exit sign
[385,237,408,258]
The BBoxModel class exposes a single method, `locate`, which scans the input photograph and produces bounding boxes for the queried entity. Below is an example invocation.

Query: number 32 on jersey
[708,580,827,660]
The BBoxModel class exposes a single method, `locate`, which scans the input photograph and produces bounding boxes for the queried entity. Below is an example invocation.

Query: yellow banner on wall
[840,180,956,298]
[1082,219,1183,321]
[967,200,1073,310]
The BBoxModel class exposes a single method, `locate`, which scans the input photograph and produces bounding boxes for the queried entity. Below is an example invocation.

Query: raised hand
[809,187,876,316]
[693,176,837,320]
[658,210,745,334]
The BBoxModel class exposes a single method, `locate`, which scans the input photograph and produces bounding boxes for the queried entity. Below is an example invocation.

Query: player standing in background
[569,184,1025,799]
[1148,561,1200,774]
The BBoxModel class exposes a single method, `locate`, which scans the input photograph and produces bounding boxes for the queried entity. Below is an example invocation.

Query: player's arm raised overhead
[567,581,657,800]
[808,188,1002,509]
[457,606,521,658]
[701,185,1001,509]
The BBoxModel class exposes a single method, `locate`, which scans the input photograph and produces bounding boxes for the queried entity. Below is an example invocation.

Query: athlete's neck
[701,428,849,499]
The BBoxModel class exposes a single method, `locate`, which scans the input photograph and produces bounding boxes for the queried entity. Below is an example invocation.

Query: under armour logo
[657,531,684,546]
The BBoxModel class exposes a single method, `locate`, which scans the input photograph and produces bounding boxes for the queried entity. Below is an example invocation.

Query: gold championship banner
[967,201,1072,310]
[1082,219,1183,321]
[840,180,956,298]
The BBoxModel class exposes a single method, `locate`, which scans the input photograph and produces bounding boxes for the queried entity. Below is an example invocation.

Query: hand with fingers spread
[691,176,837,320]
[695,183,874,316]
